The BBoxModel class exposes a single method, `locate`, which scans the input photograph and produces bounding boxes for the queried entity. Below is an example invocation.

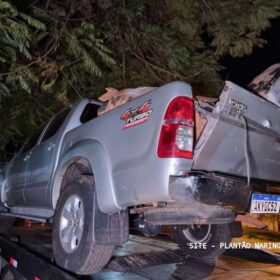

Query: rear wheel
[52,175,114,275]
[173,224,232,258]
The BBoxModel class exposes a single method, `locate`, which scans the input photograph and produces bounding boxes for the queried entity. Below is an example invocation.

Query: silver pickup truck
[0,81,279,274]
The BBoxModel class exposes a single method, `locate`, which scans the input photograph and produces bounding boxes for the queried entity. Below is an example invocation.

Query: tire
[134,215,161,237]
[52,175,114,275]
[173,224,232,258]
[0,218,14,234]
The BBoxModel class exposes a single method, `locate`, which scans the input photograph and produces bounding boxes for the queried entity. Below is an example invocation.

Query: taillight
[157,96,194,159]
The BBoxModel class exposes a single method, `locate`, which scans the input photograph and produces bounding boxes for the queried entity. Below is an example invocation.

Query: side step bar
[0,212,47,223]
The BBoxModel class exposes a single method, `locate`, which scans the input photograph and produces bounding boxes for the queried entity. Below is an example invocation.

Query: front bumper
[169,172,253,212]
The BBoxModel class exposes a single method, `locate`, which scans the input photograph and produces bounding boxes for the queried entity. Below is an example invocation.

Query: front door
[5,151,30,206]
[24,136,58,207]
[24,108,70,207]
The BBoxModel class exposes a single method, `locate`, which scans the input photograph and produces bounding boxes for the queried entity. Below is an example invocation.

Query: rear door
[24,109,70,207]
[5,125,46,206]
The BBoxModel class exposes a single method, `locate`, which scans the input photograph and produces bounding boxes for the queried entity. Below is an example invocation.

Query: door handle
[47,143,56,151]
[23,154,30,161]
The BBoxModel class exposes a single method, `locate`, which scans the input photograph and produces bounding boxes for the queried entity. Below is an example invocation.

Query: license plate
[250,193,280,213]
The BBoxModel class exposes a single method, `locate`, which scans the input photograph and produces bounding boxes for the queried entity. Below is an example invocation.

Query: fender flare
[51,139,121,214]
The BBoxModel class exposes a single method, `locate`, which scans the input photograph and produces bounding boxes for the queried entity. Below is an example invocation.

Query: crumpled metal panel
[248,63,280,107]
[193,81,280,182]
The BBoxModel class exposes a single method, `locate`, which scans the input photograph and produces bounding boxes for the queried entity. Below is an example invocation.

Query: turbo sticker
[120,100,153,129]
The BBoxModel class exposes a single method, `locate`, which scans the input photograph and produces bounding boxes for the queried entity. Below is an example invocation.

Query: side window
[21,124,47,153]
[41,108,70,142]
[80,103,99,123]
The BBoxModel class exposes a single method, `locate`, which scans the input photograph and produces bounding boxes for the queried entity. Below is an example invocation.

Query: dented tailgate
[193,81,280,182]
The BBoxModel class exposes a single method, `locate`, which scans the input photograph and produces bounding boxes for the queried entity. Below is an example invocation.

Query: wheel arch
[52,139,121,214]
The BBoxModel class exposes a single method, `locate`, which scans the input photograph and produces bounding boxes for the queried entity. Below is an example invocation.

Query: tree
[1,0,280,160]
[0,0,116,159]
[96,0,280,93]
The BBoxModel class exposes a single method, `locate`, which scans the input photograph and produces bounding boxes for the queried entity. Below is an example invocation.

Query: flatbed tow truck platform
[0,225,280,280]
[0,226,76,280]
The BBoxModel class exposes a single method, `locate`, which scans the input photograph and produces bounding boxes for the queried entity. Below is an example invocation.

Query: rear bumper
[169,172,253,212]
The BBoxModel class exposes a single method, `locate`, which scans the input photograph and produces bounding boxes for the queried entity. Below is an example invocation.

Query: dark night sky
[221,18,280,88]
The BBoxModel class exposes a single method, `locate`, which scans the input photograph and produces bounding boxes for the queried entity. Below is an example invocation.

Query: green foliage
[31,5,115,102]
[97,0,280,94]
[0,1,116,159]
[0,0,280,160]
[0,0,45,100]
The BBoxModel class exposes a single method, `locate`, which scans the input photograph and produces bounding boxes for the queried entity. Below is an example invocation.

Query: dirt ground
[208,255,280,280]
[235,227,280,253]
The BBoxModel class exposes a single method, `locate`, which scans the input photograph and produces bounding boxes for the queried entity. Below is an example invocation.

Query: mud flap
[94,207,129,245]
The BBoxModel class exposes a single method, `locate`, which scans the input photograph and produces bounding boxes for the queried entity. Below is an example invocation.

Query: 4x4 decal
[120,100,153,129]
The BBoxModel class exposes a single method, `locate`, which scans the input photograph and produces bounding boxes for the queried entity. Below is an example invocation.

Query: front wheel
[52,175,114,275]
[173,224,232,258]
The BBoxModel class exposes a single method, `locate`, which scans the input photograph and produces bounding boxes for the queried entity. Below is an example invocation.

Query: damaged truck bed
[194,81,280,183]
